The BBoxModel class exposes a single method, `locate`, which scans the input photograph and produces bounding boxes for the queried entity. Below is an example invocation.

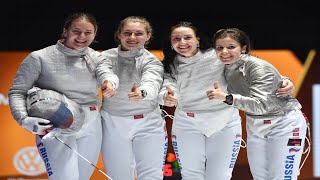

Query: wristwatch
[223,94,233,105]
[141,90,147,98]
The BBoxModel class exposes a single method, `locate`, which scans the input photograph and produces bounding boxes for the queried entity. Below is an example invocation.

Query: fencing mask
[26,87,84,134]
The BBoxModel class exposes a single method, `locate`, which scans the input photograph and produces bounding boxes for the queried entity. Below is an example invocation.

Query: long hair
[161,21,212,79]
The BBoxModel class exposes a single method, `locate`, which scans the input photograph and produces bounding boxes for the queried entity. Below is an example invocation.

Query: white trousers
[246,109,307,180]
[172,109,242,180]
[36,106,102,180]
[101,108,167,180]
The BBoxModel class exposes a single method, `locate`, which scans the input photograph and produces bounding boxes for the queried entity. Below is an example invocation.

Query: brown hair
[60,12,98,40]
[114,16,153,47]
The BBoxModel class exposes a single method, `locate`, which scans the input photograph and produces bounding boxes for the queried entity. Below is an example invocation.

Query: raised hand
[164,85,177,107]
[101,80,116,98]
[206,81,226,101]
[128,82,142,101]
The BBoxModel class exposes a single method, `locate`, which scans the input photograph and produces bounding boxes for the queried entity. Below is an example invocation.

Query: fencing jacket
[225,54,301,118]
[101,46,164,116]
[160,48,232,113]
[159,48,239,137]
[8,40,119,125]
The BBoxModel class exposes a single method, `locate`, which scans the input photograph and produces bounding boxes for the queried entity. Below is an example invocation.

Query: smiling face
[215,36,246,65]
[62,19,96,50]
[170,26,199,58]
[212,28,251,65]
[117,21,151,51]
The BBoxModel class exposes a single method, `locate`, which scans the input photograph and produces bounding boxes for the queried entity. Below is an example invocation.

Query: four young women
[9,12,301,180]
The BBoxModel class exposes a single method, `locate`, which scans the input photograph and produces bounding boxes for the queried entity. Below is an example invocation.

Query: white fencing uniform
[100,47,167,180]
[8,40,119,180]
[36,105,101,180]
[159,49,243,180]
[225,54,307,180]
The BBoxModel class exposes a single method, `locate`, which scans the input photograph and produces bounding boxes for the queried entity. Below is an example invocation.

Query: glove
[21,117,53,135]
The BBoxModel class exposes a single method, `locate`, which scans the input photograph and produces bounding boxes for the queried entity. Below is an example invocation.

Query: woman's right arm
[8,53,41,125]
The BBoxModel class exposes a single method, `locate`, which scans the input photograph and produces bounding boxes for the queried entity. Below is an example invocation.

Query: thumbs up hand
[164,85,177,107]
[166,85,174,96]
[128,82,142,101]
[131,82,138,92]
[102,80,116,98]
[206,81,227,101]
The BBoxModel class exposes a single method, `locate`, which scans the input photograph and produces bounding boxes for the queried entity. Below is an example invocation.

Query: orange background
[0,50,311,179]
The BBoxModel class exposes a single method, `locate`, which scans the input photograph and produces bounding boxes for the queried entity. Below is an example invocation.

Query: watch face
[225,94,233,105]
[141,90,147,98]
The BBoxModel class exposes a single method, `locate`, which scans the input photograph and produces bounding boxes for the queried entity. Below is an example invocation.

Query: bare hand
[101,80,116,98]
[128,82,142,101]
[276,79,294,97]
[206,82,227,101]
[164,86,177,107]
